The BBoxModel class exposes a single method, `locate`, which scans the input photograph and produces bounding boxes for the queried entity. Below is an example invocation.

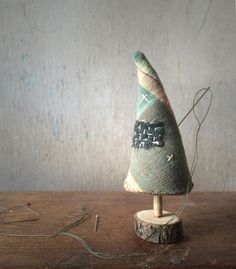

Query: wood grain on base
[134,210,183,243]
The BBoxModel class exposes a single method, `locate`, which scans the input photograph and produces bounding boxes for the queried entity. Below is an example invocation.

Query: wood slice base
[134,210,183,244]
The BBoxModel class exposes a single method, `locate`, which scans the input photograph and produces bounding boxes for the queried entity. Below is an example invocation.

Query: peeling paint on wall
[21,53,30,61]
[85,130,89,140]
[48,113,63,141]
[20,71,40,91]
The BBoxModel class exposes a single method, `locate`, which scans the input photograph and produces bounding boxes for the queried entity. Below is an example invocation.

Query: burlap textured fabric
[124,51,193,195]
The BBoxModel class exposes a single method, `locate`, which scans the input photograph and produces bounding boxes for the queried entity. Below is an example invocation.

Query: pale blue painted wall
[0,0,235,191]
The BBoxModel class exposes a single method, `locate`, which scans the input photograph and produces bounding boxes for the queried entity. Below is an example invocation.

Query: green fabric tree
[124,51,193,195]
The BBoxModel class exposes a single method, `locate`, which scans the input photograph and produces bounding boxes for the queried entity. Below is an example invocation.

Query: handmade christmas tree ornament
[124,51,193,244]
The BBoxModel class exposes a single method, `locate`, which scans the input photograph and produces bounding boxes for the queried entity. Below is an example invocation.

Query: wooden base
[134,210,183,244]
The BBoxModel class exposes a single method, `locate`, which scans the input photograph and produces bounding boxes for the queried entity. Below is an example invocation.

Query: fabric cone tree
[124,51,193,195]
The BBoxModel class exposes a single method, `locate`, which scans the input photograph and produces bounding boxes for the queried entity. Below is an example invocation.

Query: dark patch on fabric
[132,121,165,149]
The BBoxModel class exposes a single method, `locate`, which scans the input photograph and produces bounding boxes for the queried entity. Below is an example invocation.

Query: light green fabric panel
[137,85,157,119]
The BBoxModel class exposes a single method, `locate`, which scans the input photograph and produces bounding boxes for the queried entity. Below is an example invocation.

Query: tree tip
[132,51,145,62]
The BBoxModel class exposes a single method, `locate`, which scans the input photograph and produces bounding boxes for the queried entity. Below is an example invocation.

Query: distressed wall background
[0,0,235,191]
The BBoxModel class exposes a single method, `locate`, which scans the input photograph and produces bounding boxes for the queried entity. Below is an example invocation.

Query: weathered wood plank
[0,192,236,268]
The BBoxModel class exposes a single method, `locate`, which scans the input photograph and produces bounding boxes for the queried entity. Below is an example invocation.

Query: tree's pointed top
[132,51,159,81]
[133,51,171,115]
[132,50,145,61]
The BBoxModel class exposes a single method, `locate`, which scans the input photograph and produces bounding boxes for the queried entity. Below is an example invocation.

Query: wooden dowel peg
[153,195,162,217]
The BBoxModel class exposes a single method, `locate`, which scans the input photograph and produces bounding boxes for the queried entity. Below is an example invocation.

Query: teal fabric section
[137,85,157,119]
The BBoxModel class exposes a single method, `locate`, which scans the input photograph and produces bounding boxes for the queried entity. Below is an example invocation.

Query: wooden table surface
[0,192,235,269]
